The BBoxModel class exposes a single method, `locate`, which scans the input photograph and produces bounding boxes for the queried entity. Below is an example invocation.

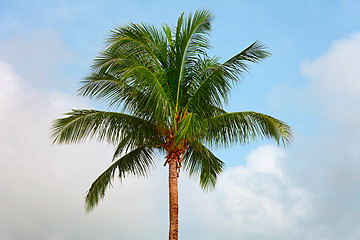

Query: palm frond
[84,23,175,123]
[184,41,270,111]
[205,111,292,148]
[104,23,164,71]
[50,109,156,144]
[124,64,175,123]
[79,73,170,124]
[138,23,169,68]
[221,41,271,79]
[183,56,230,115]
[85,146,156,212]
[182,141,225,190]
[174,9,213,111]
[78,73,124,107]
[175,112,204,144]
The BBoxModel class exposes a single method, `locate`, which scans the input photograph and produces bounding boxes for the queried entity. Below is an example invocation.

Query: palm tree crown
[51,9,291,239]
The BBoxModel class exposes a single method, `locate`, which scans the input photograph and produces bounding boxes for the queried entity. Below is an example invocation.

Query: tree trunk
[168,159,179,240]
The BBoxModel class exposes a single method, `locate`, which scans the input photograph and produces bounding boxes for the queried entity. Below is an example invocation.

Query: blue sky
[1,1,360,239]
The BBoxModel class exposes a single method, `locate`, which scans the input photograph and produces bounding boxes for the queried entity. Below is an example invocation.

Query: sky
[1,0,360,239]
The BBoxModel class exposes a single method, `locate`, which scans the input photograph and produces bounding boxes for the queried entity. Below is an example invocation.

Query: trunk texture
[168,159,179,240]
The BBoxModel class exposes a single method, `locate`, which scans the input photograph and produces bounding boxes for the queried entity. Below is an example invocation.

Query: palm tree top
[51,9,292,213]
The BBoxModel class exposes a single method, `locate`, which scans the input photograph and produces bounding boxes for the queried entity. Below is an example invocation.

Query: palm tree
[51,9,291,240]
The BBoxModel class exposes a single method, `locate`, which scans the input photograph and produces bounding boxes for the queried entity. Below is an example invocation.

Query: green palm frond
[85,146,156,212]
[205,111,292,148]
[79,73,169,123]
[83,23,175,123]
[112,133,164,161]
[103,23,164,71]
[124,64,174,122]
[221,41,270,79]
[137,23,169,68]
[174,9,213,111]
[175,112,204,144]
[51,109,156,144]
[184,41,270,112]
[184,57,229,116]
[182,141,225,190]
[78,73,126,108]
[112,135,136,161]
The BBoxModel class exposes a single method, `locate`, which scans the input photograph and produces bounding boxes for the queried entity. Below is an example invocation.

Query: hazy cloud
[2,27,360,240]
[258,31,360,239]
[0,59,168,240]
[301,32,360,99]
[178,145,311,240]
[0,58,312,240]
[292,32,360,239]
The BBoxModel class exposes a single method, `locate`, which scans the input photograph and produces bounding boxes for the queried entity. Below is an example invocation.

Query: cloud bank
[0,58,310,240]
[1,30,360,240]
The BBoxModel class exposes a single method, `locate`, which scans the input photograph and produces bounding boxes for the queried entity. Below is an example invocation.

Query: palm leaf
[85,146,156,212]
[184,41,270,111]
[205,111,292,147]
[86,24,175,123]
[174,9,213,111]
[50,109,156,144]
[79,73,169,123]
[174,112,204,144]
[182,141,225,190]
[104,23,164,71]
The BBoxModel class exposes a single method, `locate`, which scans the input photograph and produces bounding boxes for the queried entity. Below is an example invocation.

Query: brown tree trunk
[168,159,179,240]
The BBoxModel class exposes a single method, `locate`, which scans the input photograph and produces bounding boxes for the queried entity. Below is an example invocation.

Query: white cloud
[0,59,169,240]
[247,144,284,176]
[0,61,19,105]
[301,32,360,99]
[299,32,360,140]
[292,32,360,239]
[2,26,360,240]
[264,32,360,239]
[178,145,312,240]
[300,32,360,128]
[0,58,313,240]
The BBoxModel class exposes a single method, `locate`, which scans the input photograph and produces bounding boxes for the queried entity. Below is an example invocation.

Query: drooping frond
[112,135,137,161]
[205,111,292,148]
[112,132,163,161]
[85,146,156,212]
[182,141,225,190]
[51,109,156,144]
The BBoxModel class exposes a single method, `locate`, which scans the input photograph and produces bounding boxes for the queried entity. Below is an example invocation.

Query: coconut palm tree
[51,9,291,240]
